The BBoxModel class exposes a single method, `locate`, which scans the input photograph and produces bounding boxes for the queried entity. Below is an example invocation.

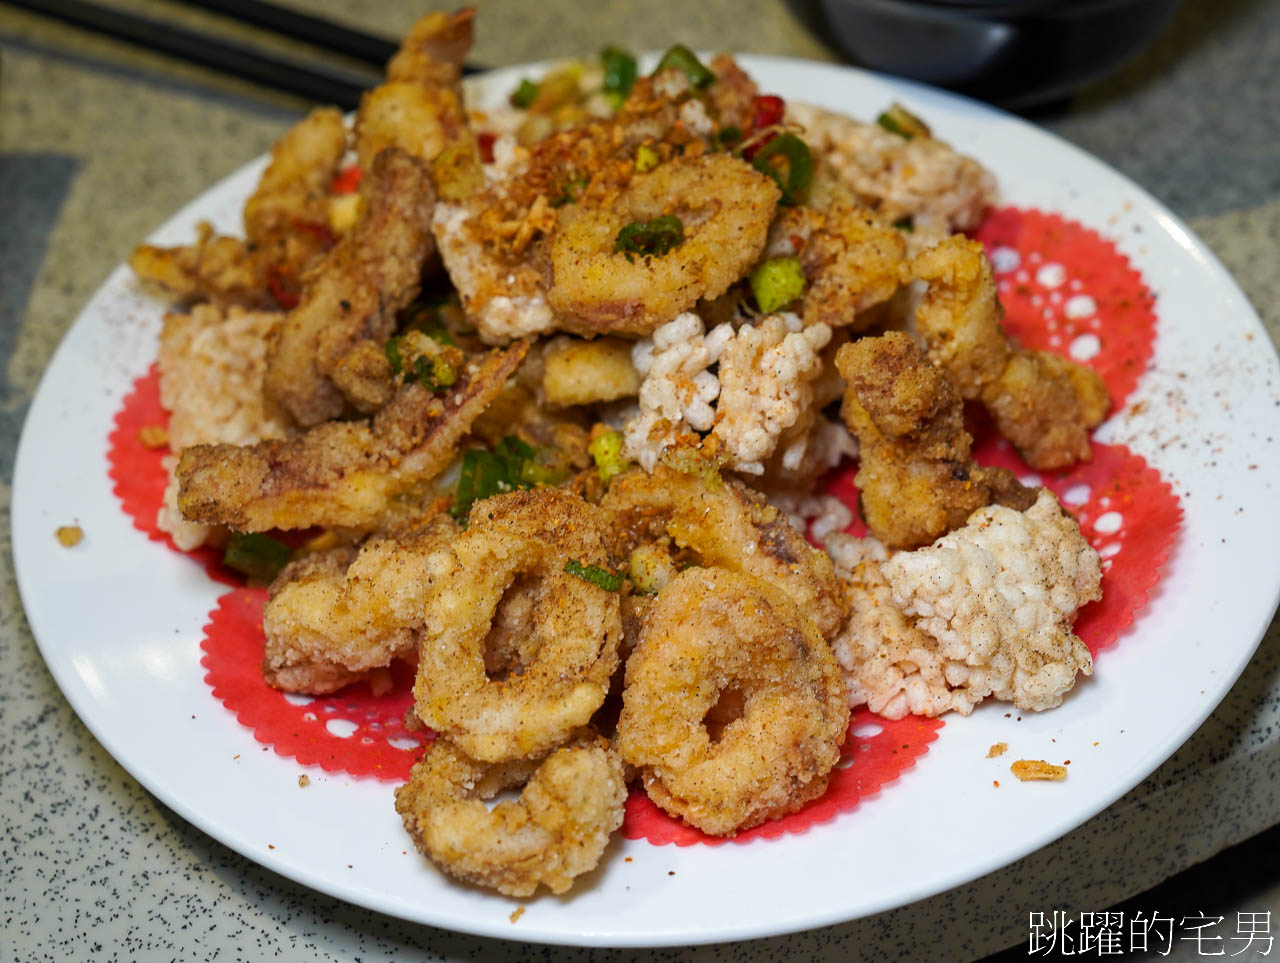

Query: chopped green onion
[588,430,630,482]
[601,46,638,108]
[510,78,539,109]
[715,126,742,149]
[750,133,813,206]
[749,256,807,313]
[634,144,660,173]
[450,437,564,521]
[564,559,625,592]
[876,103,930,139]
[384,336,403,375]
[614,214,684,263]
[411,354,459,391]
[223,532,292,582]
[653,44,715,89]
[552,176,588,207]
[892,216,915,233]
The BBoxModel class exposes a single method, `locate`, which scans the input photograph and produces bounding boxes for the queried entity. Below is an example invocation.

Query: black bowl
[815,0,1182,108]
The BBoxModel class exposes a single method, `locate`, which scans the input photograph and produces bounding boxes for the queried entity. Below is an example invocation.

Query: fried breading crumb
[1011,759,1068,782]
[509,907,525,924]
[138,424,169,449]
[298,774,310,787]
[55,525,83,547]
[987,742,1008,758]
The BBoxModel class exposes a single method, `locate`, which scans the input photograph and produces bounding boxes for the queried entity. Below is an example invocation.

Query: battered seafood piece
[787,101,995,236]
[176,342,527,533]
[414,489,622,762]
[616,568,849,836]
[874,489,1100,712]
[911,236,1110,470]
[395,734,626,897]
[131,108,348,308]
[354,9,475,169]
[542,336,641,407]
[262,514,458,694]
[265,147,438,427]
[767,203,909,331]
[602,464,847,639]
[547,153,781,336]
[836,332,1034,549]
[154,302,291,550]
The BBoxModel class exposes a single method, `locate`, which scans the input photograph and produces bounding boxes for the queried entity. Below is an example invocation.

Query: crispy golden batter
[262,514,458,694]
[265,148,438,427]
[129,223,275,309]
[176,342,527,533]
[414,489,621,762]
[616,567,848,836]
[548,154,780,336]
[796,204,909,330]
[541,336,640,407]
[395,734,626,897]
[836,331,1033,549]
[911,236,1110,469]
[602,464,847,639]
[354,9,475,169]
[131,108,347,308]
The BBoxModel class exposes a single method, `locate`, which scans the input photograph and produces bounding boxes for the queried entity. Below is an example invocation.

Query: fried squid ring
[601,464,847,639]
[616,567,849,836]
[413,488,622,762]
[395,734,626,897]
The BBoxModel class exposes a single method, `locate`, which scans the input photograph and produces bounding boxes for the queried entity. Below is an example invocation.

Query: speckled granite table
[2,1,1277,959]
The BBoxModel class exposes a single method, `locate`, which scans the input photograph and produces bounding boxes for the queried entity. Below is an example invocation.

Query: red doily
[973,206,1158,409]
[107,365,238,586]
[620,710,942,846]
[200,588,430,780]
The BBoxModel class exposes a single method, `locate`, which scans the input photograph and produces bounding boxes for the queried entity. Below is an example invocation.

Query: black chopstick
[3,0,377,107]
[1,0,482,108]
[167,0,397,68]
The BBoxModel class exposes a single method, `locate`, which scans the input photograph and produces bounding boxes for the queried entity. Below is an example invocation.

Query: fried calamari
[836,331,1034,549]
[176,341,527,533]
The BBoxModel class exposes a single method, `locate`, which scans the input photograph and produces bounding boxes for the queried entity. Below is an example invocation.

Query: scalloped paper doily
[974,206,1158,409]
[107,365,237,585]
[200,587,430,781]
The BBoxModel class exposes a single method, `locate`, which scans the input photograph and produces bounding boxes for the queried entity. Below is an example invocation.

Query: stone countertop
[2,1,1277,959]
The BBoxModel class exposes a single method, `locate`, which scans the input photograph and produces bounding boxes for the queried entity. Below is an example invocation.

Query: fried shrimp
[616,568,849,836]
[176,342,527,533]
[911,236,1110,469]
[547,153,780,336]
[264,148,438,427]
[414,489,622,762]
[602,464,847,639]
[262,514,458,694]
[395,734,626,897]
[836,331,1034,549]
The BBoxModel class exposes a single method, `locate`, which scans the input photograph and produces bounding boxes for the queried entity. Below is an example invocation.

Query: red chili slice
[330,164,363,195]
[476,131,496,164]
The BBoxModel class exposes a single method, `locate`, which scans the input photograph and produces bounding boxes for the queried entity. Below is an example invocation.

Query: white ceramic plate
[13,57,1280,947]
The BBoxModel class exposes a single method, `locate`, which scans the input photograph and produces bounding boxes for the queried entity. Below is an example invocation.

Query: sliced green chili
[614,214,684,263]
[564,559,626,592]
[653,44,715,89]
[750,133,813,206]
[510,78,540,109]
[223,532,292,582]
[749,256,807,313]
[601,46,638,108]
